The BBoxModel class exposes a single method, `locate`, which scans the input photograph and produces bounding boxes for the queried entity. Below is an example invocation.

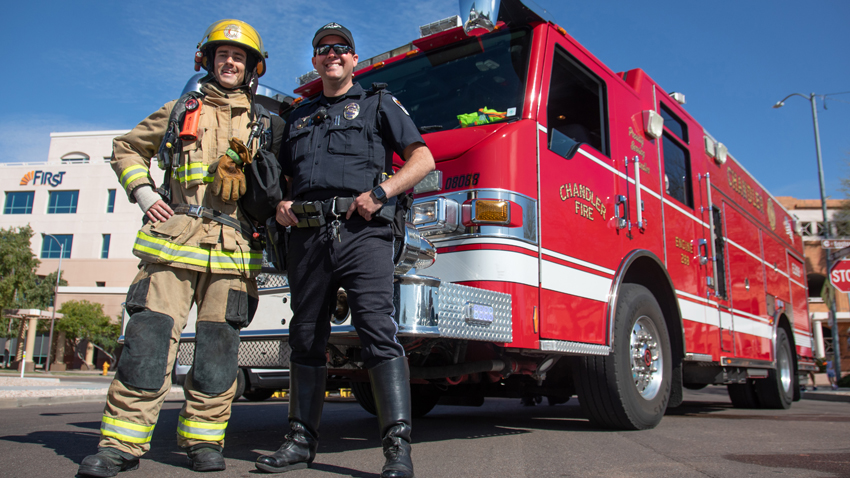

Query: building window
[101,234,111,259]
[107,189,116,213]
[61,152,89,164]
[547,45,609,159]
[4,191,35,214]
[47,190,79,214]
[41,235,72,259]
[96,281,106,287]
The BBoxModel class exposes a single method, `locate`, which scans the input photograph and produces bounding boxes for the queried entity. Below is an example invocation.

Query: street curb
[0,391,184,409]
[801,392,850,403]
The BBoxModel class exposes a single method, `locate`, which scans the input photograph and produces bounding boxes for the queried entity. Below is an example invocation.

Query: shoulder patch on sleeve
[391,96,409,116]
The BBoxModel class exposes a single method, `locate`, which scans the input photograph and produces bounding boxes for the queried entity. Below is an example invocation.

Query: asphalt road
[0,387,848,478]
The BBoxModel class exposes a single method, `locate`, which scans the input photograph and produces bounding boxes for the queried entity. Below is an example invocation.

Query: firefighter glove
[209,143,247,202]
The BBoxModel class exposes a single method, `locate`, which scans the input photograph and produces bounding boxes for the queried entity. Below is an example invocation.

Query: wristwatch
[371,185,389,204]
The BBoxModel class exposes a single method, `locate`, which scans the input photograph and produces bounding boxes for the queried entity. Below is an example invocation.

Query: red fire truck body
[283,0,815,429]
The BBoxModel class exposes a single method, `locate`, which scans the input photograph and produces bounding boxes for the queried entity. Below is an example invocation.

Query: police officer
[78,20,282,477]
[255,23,434,478]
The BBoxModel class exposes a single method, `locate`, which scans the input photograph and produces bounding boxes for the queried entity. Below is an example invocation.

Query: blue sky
[3,0,848,201]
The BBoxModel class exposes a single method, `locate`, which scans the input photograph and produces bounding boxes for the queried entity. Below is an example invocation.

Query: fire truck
[171,0,817,428]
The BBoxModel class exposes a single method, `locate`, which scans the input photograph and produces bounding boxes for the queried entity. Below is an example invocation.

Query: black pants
[287,215,404,369]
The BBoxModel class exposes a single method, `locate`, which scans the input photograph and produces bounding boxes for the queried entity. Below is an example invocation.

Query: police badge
[344,102,360,120]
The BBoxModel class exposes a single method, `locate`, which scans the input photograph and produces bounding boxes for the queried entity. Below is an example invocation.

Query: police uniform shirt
[280,82,424,200]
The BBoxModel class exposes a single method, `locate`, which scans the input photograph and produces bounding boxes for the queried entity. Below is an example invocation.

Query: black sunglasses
[314,44,354,57]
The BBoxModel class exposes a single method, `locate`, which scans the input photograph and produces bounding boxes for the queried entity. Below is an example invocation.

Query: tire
[350,381,377,416]
[727,380,760,408]
[574,284,672,430]
[755,328,794,409]
[242,388,276,401]
[232,368,246,403]
[411,383,441,417]
[350,381,440,418]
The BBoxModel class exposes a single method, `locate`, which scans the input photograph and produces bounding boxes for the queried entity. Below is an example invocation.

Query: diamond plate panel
[256,273,289,291]
[539,339,610,356]
[436,282,512,342]
[177,340,291,368]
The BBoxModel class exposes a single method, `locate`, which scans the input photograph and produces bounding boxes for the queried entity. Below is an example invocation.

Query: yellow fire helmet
[195,19,268,78]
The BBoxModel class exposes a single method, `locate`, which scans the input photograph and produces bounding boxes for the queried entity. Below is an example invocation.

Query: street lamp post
[773,92,841,381]
[41,234,64,373]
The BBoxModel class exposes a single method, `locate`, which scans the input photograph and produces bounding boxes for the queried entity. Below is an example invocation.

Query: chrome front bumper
[393,275,512,343]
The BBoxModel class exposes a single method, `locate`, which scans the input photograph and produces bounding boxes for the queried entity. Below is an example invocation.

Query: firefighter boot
[371,356,414,478]
[78,447,140,477]
[186,443,226,472]
[255,363,327,473]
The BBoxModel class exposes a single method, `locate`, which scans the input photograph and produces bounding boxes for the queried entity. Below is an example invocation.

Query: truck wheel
[574,284,672,430]
[350,381,440,418]
[727,381,760,408]
[755,328,794,409]
[232,368,246,403]
[242,388,276,401]
[350,381,377,416]
[411,383,441,417]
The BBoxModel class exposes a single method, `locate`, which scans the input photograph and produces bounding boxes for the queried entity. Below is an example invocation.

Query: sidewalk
[0,371,183,408]
[800,372,850,403]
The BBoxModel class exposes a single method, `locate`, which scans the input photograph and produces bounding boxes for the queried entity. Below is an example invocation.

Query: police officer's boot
[370,356,414,478]
[78,447,140,477]
[186,443,226,472]
[255,363,327,473]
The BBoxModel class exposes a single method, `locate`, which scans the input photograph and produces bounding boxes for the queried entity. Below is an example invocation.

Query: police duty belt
[171,204,252,237]
[290,197,356,228]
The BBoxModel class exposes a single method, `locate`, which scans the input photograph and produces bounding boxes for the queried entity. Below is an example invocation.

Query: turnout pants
[287,215,404,369]
[99,262,258,457]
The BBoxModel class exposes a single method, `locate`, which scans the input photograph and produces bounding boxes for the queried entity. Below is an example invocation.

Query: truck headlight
[410,197,462,237]
[394,222,437,274]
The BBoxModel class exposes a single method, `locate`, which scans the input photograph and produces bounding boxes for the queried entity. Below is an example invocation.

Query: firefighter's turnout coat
[101,80,260,456]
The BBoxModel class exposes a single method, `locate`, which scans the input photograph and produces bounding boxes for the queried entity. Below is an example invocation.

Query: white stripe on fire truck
[726,238,796,282]
[424,249,539,288]
[662,198,711,229]
[436,237,616,276]
[541,260,612,303]
[676,292,774,340]
[794,332,813,349]
[789,276,806,289]
[431,244,802,344]
[437,237,539,254]
[541,248,616,275]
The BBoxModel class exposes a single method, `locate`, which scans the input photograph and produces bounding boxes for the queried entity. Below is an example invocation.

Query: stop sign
[830,259,850,293]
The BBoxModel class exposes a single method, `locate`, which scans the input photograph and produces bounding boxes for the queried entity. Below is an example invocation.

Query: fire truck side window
[712,206,728,298]
[662,132,693,208]
[659,103,688,143]
[547,46,608,159]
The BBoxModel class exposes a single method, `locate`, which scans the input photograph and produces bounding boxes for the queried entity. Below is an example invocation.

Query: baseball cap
[312,22,355,51]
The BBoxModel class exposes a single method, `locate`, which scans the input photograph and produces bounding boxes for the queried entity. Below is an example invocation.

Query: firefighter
[78,19,277,477]
[255,23,434,478]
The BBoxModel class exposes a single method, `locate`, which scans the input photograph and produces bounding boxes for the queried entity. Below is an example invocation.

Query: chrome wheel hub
[631,315,663,400]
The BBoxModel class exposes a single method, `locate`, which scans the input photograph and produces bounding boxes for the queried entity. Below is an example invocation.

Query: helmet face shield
[198,19,268,78]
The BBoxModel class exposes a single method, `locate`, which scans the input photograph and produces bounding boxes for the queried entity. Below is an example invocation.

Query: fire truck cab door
[536,35,624,345]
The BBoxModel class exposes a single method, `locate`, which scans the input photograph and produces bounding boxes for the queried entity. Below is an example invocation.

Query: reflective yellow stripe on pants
[177,416,227,441]
[133,231,262,271]
[101,416,155,444]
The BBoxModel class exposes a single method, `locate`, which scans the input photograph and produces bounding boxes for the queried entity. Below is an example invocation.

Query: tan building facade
[777,197,850,372]
[1,131,166,369]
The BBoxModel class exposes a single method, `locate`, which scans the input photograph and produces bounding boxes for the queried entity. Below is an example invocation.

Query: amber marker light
[461,199,523,227]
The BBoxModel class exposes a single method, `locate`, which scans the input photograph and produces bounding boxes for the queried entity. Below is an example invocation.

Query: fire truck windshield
[354,26,532,132]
